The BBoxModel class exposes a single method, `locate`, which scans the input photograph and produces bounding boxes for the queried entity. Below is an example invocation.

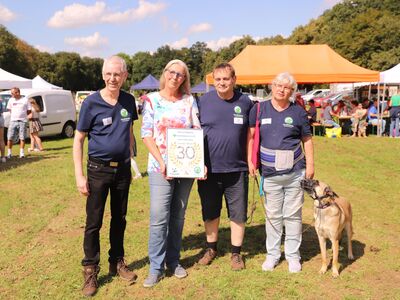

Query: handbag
[251,102,261,169]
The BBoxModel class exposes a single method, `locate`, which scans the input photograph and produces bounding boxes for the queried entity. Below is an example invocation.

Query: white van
[75,91,95,111]
[0,88,76,138]
[302,89,330,102]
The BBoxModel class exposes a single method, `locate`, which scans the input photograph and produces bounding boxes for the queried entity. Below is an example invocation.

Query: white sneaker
[287,259,302,273]
[1,157,6,163]
[262,256,279,271]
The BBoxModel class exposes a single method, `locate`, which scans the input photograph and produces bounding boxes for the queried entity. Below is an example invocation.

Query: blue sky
[0,0,341,58]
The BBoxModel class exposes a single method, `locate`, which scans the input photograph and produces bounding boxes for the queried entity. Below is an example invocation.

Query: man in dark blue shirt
[248,72,314,273]
[73,56,138,297]
[197,63,253,270]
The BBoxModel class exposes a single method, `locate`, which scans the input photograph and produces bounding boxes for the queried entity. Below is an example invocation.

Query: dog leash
[246,176,266,225]
[248,176,314,235]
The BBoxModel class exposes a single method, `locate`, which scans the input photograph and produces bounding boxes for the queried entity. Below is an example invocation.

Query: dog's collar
[316,202,331,209]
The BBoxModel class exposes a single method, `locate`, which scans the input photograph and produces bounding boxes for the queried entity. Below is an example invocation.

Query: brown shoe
[198,248,217,265]
[231,253,245,271]
[82,265,100,297]
[109,258,138,283]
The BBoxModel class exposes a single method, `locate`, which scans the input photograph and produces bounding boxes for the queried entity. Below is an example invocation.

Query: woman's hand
[248,161,257,177]
[160,161,173,180]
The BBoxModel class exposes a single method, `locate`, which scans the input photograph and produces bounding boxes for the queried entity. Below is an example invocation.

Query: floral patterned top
[141,91,201,173]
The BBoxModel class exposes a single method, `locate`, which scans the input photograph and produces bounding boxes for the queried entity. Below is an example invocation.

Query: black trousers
[81,159,131,266]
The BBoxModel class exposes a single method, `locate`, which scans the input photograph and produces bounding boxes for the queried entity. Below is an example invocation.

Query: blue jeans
[390,117,400,137]
[322,120,340,128]
[148,172,194,275]
[7,120,27,141]
[263,169,305,261]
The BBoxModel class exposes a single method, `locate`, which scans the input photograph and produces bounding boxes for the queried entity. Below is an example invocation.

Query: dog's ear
[324,186,338,198]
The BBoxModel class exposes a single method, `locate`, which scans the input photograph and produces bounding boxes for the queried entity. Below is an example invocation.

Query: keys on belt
[88,156,130,167]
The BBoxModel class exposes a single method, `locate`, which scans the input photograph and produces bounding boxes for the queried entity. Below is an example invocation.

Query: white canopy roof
[380,63,400,84]
[332,63,400,92]
[32,75,62,89]
[0,68,32,89]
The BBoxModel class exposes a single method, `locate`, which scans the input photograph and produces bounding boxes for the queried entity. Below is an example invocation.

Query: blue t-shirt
[198,90,253,173]
[77,90,138,161]
[368,105,377,120]
[249,100,311,177]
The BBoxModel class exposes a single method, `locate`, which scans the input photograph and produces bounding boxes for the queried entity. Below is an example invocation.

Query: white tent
[380,63,400,84]
[0,68,32,89]
[32,75,62,89]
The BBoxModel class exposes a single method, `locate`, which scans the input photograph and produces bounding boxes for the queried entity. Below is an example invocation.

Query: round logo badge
[284,117,293,125]
[120,109,128,118]
[234,106,242,114]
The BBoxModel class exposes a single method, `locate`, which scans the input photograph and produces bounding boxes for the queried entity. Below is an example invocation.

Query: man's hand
[76,175,90,196]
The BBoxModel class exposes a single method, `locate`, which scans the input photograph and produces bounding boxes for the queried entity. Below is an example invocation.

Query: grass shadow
[340,239,365,272]
[97,274,114,287]
[0,154,53,172]
[127,256,149,271]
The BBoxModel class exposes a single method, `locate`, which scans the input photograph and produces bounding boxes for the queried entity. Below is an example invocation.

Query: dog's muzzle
[300,179,318,193]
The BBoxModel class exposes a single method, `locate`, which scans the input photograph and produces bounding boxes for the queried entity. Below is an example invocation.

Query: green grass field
[0,128,399,299]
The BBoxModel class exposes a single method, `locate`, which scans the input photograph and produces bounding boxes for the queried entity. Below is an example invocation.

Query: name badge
[261,118,271,125]
[234,117,243,124]
[103,117,112,126]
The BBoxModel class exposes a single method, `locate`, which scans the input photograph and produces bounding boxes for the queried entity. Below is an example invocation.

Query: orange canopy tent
[205,44,380,84]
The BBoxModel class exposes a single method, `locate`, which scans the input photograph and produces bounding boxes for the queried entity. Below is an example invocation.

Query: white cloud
[35,45,54,53]
[64,32,108,49]
[47,0,166,29]
[206,35,243,51]
[168,37,189,49]
[102,0,166,23]
[188,23,212,34]
[0,5,17,22]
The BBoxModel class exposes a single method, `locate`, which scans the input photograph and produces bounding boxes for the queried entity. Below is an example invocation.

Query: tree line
[0,0,399,92]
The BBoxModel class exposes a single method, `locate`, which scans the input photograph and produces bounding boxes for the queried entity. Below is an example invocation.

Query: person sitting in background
[294,93,306,110]
[307,99,317,124]
[334,100,349,116]
[321,100,340,128]
[28,98,44,152]
[351,103,367,137]
[362,98,372,110]
[388,93,400,138]
[368,99,387,134]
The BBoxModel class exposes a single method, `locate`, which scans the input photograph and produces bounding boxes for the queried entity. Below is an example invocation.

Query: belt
[88,156,130,168]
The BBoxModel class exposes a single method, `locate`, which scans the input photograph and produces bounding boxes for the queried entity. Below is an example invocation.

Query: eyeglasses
[274,83,293,93]
[167,69,185,79]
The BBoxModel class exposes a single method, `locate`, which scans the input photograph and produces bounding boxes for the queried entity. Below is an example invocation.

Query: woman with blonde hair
[141,59,200,287]
[28,98,44,152]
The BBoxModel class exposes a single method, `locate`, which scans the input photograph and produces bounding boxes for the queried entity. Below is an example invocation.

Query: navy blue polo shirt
[249,100,311,177]
[77,90,138,161]
[198,90,253,173]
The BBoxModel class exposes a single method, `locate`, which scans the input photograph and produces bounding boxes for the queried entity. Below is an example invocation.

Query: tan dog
[301,179,354,277]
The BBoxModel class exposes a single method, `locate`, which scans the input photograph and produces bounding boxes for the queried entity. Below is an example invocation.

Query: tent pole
[368,84,371,100]
[377,83,381,137]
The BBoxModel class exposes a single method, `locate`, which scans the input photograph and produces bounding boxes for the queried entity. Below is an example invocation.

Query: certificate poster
[167,128,204,178]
